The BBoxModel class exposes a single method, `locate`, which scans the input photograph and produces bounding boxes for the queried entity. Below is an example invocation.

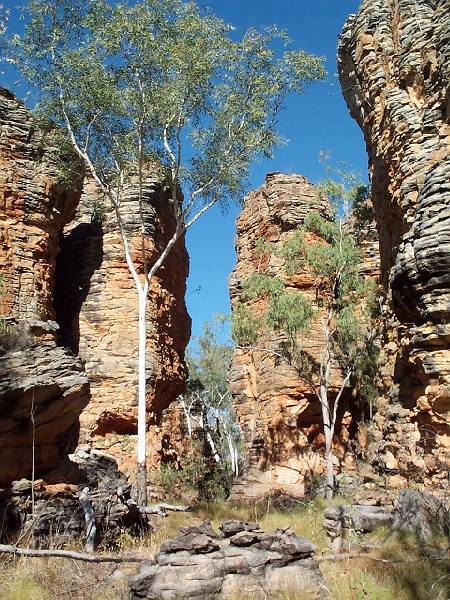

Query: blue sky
[2,0,367,344]
[186,0,366,342]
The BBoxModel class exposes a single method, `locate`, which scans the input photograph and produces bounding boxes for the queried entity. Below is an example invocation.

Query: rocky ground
[0,490,448,600]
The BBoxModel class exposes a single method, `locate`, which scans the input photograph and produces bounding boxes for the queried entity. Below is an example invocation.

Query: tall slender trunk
[180,398,193,437]
[320,383,334,501]
[205,427,221,464]
[324,427,334,502]
[226,432,239,477]
[320,313,335,501]
[136,289,148,506]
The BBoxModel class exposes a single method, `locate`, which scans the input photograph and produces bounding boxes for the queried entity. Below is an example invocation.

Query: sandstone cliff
[229,173,359,499]
[0,88,89,484]
[338,0,450,489]
[54,174,191,473]
[0,87,191,483]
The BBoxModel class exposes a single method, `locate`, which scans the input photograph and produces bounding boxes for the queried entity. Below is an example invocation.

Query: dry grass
[0,500,448,600]
[0,555,131,600]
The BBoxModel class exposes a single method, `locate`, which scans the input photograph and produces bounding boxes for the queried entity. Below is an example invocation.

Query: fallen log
[0,544,144,563]
[139,503,191,516]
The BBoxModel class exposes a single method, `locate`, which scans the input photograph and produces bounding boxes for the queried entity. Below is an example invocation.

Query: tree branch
[0,544,143,564]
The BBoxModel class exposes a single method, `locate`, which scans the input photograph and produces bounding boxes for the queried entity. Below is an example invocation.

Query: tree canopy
[11,0,326,221]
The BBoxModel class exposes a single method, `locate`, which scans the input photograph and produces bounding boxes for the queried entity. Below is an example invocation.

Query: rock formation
[129,520,322,599]
[0,88,89,484]
[54,174,191,473]
[323,489,449,550]
[338,0,450,490]
[0,321,90,486]
[0,87,191,484]
[0,447,146,547]
[229,173,360,499]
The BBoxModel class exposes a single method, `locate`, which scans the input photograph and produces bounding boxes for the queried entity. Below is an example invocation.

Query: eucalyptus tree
[232,189,378,500]
[10,0,325,504]
[178,317,240,478]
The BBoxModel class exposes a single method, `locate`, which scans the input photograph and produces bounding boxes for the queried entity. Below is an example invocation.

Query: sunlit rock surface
[338,0,450,489]
[0,87,191,484]
[228,173,362,500]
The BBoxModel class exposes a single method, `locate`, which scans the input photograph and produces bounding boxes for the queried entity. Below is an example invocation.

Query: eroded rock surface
[0,321,90,485]
[338,0,450,489]
[323,489,448,549]
[0,87,191,482]
[0,87,82,321]
[229,173,358,500]
[129,520,322,599]
[0,447,146,547]
[55,174,191,474]
[324,504,393,550]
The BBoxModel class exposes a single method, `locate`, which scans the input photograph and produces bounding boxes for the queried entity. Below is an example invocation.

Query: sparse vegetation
[1,500,448,600]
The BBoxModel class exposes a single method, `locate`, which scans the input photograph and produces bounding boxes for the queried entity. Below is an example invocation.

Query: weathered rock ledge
[0,321,90,485]
[0,447,146,547]
[129,520,323,599]
[338,0,450,488]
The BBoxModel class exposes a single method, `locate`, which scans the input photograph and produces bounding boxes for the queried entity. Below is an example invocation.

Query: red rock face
[55,175,191,474]
[229,173,359,499]
[338,0,450,490]
[0,89,89,484]
[0,88,82,320]
[0,88,191,482]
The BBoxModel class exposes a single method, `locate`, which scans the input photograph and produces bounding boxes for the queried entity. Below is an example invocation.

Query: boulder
[129,520,322,599]
[0,447,146,547]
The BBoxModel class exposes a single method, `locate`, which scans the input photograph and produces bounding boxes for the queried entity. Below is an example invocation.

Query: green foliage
[187,316,233,400]
[91,198,107,224]
[180,316,241,498]
[231,302,261,347]
[352,184,376,232]
[266,291,314,339]
[241,272,284,301]
[254,236,272,259]
[44,133,82,191]
[316,164,368,219]
[10,0,326,219]
[280,231,306,275]
[159,439,231,501]
[233,202,380,417]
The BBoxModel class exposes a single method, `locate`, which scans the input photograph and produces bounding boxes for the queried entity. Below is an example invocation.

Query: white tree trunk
[205,429,221,464]
[137,289,148,506]
[320,384,334,502]
[226,432,239,477]
[179,398,193,438]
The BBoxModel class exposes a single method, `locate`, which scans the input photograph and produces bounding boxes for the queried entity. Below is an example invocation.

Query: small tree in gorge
[178,316,240,483]
[232,191,378,500]
[10,0,325,504]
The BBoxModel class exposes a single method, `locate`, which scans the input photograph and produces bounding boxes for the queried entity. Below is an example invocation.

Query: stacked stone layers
[229,173,359,499]
[55,175,191,459]
[0,87,191,483]
[129,520,322,599]
[0,89,90,484]
[338,0,450,488]
[0,323,90,486]
[0,88,82,320]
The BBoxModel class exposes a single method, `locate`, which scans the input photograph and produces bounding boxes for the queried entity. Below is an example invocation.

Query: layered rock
[338,0,450,489]
[324,489,449,550]
[129,520,322,599]
[229,173,358,499]
[0,88,83,320]
[0,447,146,547]
[54,175,191,472]
[0,89,89,484]
[0,87,191,484]
[0,321,90,486]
